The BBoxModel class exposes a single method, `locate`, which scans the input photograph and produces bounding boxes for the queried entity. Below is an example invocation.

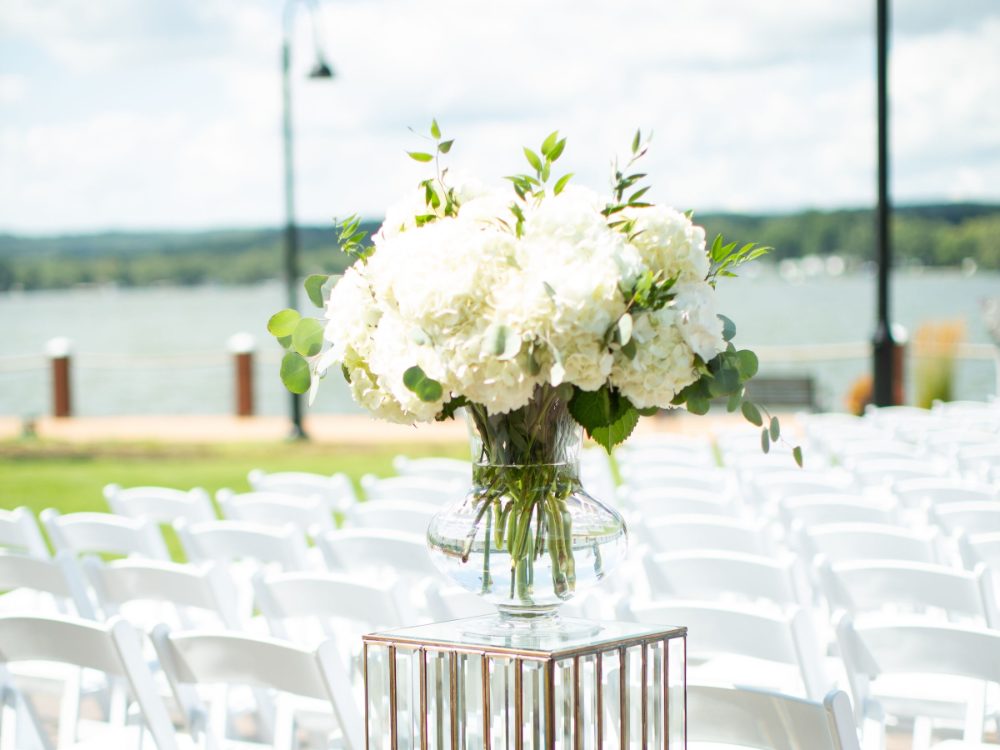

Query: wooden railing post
[46,337,72,418]
[228,333,255,417]
[891,324,908,405]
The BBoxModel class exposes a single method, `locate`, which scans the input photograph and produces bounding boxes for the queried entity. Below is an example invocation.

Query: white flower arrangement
[270,124,800,462]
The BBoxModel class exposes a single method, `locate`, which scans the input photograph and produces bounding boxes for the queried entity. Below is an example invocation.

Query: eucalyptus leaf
[408,151,434,163]
[769,416,780,441]
[741,400,763,426]
[304,274,329,308]
[719,314,736,342]
[402,365,443,403]
[735,350,759,380]
[267,309,300,337]
[280,351,311,394]
[292,318,324,357]
[793,445,804,467]
[761,428,771,454]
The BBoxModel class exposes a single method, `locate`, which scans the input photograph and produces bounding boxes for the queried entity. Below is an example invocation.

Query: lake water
[0,269,997,418]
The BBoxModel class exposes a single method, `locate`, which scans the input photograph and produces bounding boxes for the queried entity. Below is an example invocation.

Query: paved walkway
[0,411,774,444]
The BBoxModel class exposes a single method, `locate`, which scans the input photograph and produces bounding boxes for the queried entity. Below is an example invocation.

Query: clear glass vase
[427,385,628,635]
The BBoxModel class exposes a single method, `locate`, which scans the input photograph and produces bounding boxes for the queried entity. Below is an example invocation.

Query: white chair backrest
[103,484,215,524]
[817,559,999,627]
[628,600,829,700]
[40,509,170,560]
[84,557,241,630]
[797,522,941,565]
[616,464,731,494]
[931,501,1000,535]
[252,570,405,643]
[643,514,772,556]
[0,615,177,750]
[0,551,95,619]
[643,550,804,609]
[754,471,856,505]
[958,531,1000,570]
[851,459,945,488]
[779,493,898,528]
[175,519,312,571]
[217,489,335,536]
[317,529,442,582]
[359,474,463,505]
[893,477,997,508]
[0,507,49,557]
[627,487,736,519]
[392,455,471,483]
[247,469,358,512]
[348,500,438,535]
[958,444,1000,479]
[688,685,860,750]
[424,584,496,621]
[835,614,1000,744]
[152,626,363,750]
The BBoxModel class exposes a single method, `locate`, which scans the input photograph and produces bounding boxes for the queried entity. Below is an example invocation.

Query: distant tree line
[0,205,997,292]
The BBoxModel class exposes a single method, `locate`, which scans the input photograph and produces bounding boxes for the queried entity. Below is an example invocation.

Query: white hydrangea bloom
[623,205,709,282]
[672,281,726,362]
[317,165,730,424]
[609,308,699,409]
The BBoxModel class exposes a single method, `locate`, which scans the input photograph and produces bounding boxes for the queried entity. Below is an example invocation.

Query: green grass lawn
[0,438,468,517]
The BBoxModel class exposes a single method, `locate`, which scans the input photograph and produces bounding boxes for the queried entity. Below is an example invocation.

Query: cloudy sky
[1,0,998,234]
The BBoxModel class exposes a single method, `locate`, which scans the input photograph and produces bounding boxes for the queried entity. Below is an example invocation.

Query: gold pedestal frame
[363,616,687,749]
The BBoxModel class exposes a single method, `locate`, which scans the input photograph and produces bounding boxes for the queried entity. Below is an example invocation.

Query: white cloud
[0,0,998,232]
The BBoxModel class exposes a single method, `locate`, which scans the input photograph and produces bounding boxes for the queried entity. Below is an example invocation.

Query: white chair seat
[871,673,989,723]
[688,655,805,697]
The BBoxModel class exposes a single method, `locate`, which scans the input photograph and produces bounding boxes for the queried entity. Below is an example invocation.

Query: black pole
[282,38,307,439]
[872,0,896,406]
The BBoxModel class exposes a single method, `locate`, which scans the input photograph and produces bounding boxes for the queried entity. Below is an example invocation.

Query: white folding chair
[778,493,899,528]
[175,519,313,572]
[753,470,857,506]
[359,474,464,505]
[217,489,336,536]
[579,445,617,505]
[152,625,364,750]
[316,529,441,582]
[0,551,95,619]
[176,519,315,621]
[931,502,1000,536]
[688,685,860,750]
[817,559,999,628]
[616,464,732,496]
[0,615,177,750]
[796,522,943,565]
[83,557,241,630]
[893,478,997,509]
[957,444,1000,482]
[641,514,773,556]
[392,455,471,483]
[626,487,737,519]
[957,531,1000,570]
[424,584,496,622]
[103,484,216,525]
[252,570,406,645]
[836,614,1000,750]
[247,469,358,514]
[0,507,50,558]
[347,500,438,535]
[642,550,806,610]
[626,600,830,700]
[852,459,946,488]
[40,509,170,561]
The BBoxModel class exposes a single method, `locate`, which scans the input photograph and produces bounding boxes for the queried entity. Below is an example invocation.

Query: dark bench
[743,375,819,412]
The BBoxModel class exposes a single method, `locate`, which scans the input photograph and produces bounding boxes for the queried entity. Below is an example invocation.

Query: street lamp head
[308,58,335,80]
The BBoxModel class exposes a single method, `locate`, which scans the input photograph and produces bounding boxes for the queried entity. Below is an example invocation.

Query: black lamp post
[872,0,896,406]
[282,0,334,439]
